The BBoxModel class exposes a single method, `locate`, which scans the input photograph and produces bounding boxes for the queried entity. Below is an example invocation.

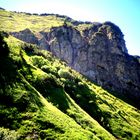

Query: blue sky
[0,0,140,55]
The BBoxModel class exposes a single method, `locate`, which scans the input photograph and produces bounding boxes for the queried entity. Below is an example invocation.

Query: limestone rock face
[10,28,38,44]
[10,22,140,108]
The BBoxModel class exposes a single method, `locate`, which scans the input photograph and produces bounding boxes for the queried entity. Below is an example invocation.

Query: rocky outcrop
[10,22,140,108]
[10,28,38,44]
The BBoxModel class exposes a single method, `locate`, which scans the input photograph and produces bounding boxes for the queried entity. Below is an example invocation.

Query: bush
[15,94,30,112]
[33,74,62,97]
[41,65,51,73]
[41,65,57,75]
[0,107,20,129]
[58,69,73,79]
[0,127,19,140]
[0,31,9,57]
[31,56,47,68]
[22,43,38,55]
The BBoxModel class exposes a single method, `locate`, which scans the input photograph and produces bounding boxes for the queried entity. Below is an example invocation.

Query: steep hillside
[0,29,140,140]
[0,9,140,109]
[0,32,112,140]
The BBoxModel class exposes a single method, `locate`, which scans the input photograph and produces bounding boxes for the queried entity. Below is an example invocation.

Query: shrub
[41,65,51,73]
[41,65,57,75]
[0,31,9,57]
[31,56,47,68]
[22,43,38,55]
[58,69,73,79]
[15,94,30,112]
[0,107,20,129]
[0,127,19,140]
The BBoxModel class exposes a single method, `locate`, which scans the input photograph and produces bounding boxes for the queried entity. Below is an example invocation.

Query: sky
[0,0,140,56]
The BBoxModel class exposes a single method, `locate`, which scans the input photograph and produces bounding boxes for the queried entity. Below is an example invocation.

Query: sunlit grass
[0,10,64,32]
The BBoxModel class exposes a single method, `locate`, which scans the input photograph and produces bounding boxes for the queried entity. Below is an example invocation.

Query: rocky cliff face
[10,22,140,108]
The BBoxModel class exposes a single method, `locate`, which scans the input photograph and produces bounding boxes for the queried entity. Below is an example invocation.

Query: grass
[0,10,65,32]
[0,9,93,33]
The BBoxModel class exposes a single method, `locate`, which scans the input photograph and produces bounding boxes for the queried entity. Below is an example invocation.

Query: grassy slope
[0,9,92,33]
[0,34,140,140]
[0,9,140,140]
[0,10,64,32]
[0,36,115,140]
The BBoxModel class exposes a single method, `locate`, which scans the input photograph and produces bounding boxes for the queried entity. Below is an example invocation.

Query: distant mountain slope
[0,28,140,139]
